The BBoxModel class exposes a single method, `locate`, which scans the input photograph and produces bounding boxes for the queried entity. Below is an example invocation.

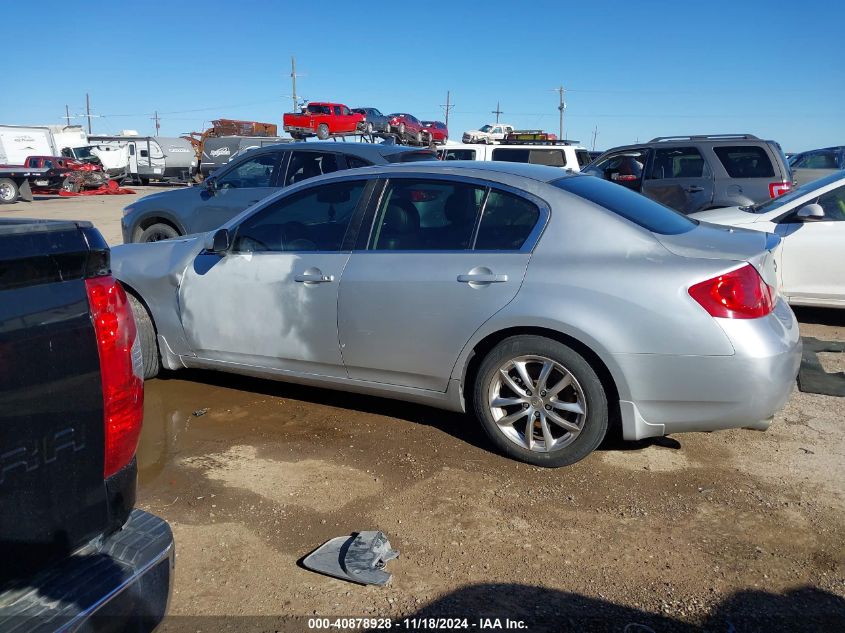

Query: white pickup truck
[462,123,514,144]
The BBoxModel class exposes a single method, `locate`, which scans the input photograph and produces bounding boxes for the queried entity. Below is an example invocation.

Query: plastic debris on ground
[303,531,399,586]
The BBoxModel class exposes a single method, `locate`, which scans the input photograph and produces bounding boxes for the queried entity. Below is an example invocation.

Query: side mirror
[205,177,217,193]
[795,203,825,221]
[205,228,231,253]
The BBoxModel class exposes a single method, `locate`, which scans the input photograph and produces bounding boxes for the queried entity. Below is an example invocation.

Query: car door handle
[685,186,704,193]
[294,272,334,283]
[457,273,508,283]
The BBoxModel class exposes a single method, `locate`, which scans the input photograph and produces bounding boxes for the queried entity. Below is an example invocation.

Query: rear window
[553,176,696,235]
[386,150,438,163]
[713,145,775,178]
[492,148,566,167]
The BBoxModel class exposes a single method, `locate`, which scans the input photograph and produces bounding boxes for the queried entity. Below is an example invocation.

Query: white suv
[439,141,592,172]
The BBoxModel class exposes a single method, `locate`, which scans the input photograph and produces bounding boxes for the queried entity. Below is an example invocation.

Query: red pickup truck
[283,102,365,140]
[22,156,109,192]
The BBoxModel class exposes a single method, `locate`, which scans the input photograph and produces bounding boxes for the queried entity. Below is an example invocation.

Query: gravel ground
[6,192,843,631]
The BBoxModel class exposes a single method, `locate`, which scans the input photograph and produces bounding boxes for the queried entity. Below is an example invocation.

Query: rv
[199,136,288,177]
[0,124,130,178]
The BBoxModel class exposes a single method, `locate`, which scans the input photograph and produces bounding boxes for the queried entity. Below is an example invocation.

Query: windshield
[751,171,845,213]
[72,146,95,159]
[479,125,493,133]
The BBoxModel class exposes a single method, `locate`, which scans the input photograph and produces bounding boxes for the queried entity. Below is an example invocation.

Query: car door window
[528,149,566,167]
[217,153,280,189]
[441,149,477,160]
[648,147,706,179]
[492,148,530,163]
[369,180,486,251]
[285,151,341,186]
[586,149,648,183]
[346,156,371,169]
[475,189,541,250]
[333,106,342,116]
[233,180,366,253]
[814,186,845,221]
[801,151,838,169]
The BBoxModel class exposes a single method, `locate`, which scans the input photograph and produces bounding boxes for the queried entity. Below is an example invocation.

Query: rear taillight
[85,276,144,478]
[769,181,791,198]
[688,263,775,319]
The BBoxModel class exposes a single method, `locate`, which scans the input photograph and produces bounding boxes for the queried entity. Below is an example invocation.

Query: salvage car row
[282,101,448,145]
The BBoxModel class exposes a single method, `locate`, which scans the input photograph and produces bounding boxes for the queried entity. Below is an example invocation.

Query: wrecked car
[112,161,801,468]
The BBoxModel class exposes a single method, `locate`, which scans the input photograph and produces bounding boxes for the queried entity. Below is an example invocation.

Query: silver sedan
[113,161,801,467]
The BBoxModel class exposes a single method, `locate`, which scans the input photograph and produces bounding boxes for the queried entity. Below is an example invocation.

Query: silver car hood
[656,222,780,288]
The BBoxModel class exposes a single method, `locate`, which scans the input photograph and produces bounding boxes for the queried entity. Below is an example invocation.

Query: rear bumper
[0,510,174,633]
[617,300,802,440]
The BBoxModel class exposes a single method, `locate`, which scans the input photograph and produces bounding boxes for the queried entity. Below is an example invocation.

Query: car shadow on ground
[154,583,845,632]
[364,582,845,633]
[792,306,845,327]
[155,369,677,458]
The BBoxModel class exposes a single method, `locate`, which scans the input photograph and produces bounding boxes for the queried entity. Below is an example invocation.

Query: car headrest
[383,200,419,235]
[444,193,476,226]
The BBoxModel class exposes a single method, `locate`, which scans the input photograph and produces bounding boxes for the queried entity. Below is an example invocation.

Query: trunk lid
[655,222,780,291]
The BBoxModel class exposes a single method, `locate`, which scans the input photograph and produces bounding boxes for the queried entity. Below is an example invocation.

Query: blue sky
[3,0,842,152]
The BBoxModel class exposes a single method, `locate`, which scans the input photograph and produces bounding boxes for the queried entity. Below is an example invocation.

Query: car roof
[331,159,575,184]
[251,141,430,159]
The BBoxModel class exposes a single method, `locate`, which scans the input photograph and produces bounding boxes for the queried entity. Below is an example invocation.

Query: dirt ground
[6,192,844,631]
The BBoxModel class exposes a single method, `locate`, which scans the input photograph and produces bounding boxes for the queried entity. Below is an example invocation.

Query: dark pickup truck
[0,167,70,204]
[0,219,174,631]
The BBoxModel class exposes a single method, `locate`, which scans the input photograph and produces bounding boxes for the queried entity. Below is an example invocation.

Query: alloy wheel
[487,354,587,453]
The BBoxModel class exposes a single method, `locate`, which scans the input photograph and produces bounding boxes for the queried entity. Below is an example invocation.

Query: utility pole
[85,93,93,134]
[491,101,503,124]
[554,85,565,140]
[151,111,161,136]
[440,90,454,128]
[591,125,599,151]
[64,105,72,126]
[291,56,300,111]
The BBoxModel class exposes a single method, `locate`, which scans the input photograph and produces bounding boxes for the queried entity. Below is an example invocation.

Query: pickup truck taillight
[85,277,144,478]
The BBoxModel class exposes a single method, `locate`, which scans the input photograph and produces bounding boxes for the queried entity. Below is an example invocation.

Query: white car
[692,172,845,308]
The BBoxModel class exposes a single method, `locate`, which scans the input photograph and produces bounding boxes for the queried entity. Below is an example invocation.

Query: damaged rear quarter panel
[111,237,206,365]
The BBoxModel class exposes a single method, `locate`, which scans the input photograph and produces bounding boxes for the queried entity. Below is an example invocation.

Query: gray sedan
[113,162,801,467]
[120,142,436,243]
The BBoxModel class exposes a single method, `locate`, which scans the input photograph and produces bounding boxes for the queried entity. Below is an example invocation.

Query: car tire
[0,178,19,203]
[316,123,330,140]
[138,222,180,243]
[127,293,160,380]
[62,178,81,194]
[398,123,406,137]
[414,131,422,144]
[365,122,374,135]
[473,335,608,468]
